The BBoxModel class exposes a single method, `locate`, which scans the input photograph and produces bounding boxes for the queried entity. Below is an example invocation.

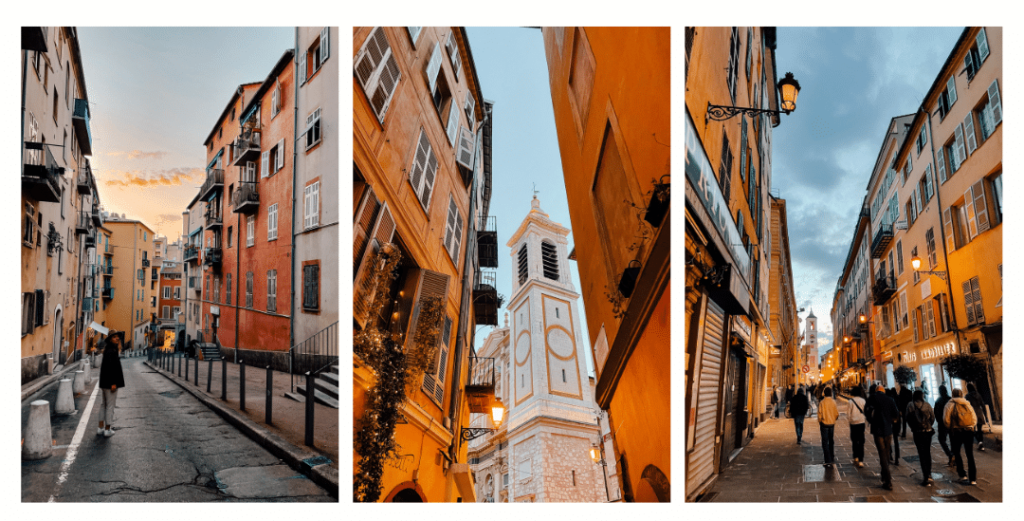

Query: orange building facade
[353,26,491,502]
[541,27,671,502]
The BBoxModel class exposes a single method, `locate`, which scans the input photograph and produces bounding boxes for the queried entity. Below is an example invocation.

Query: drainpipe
[289,27,300,364]
[924,107,964,359]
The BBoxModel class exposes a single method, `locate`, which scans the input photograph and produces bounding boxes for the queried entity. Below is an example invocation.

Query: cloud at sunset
[107,150,168,160]
[103,167,204,188]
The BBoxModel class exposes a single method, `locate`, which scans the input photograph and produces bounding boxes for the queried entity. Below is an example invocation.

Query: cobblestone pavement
[704,400,1002,502]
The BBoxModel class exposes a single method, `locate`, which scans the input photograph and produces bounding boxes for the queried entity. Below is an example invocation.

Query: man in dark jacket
[965,383,987,451]
[897,385,913,438]
[906,390,936,486]
[97,331,126,438]
[864,384,900,490]
[934,385,954,466]
[789,388,811,444]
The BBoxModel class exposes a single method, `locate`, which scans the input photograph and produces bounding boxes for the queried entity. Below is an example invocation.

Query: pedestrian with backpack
[944,388,979,485]
[934,385,954,467]
[906,390,936,486]
[864,384,901,491]
[965,383,988,451]
[885,388,902,465]
[789,388,811,444]
[847,386,867,468]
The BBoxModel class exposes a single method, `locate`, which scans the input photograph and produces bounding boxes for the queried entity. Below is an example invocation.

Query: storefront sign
[921,340,957,361]
[686,112,750,277]
[732,315,751,343]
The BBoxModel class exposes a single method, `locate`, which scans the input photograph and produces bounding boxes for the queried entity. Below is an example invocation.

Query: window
[541,241,559,281]
[23,203,37,247]
[268,203,278,240]
[245,271,253,308]
[246,215,255,247]
[355,28,400,121]
[938,75,957,119]
[445,30,462,80]
[214,277,220,303]
[408,129,438,210]
[921,165,934,204]
[53,90,59,124]
[308,27,329,78]
[518,244,529,286]
[406,27,422,45]
[271,83,280,119]
[568,28,595,130]
[964,28,990,81]
[896,240,904,276]
[274,139,284,172]
[304,181,320,229]
[911,246,920,284]
[975,80,1003,143]
[926,228,937,268]
[727,27,739,103]
[174,287,181,300]
[227,226,233,248]
[267,270,277,313]
[990,172,1003,226]
[916,126,928,155]
[226,273,232,304]
[22,292,35,336]
[962,276,985,326]
[163,306,170,319]
[305,108,322,150]
[443,194,463,265]
[464,94,476,130]
[163,287,171,299]
[719,133,733,201]
[899,291,909,329]
[303,263,320,311]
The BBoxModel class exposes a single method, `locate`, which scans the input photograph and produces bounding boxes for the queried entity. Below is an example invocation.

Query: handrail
[289,321,339,391]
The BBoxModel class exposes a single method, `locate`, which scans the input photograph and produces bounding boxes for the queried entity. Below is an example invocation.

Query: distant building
[103,217,157,350]
[768,196,798,388]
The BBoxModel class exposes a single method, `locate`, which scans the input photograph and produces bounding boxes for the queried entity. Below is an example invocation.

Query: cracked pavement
[22,355,333,502]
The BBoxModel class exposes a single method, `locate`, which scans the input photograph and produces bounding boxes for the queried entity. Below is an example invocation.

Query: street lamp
[460,401,506,442]
[707,72,802,122]
[910,255,948,281]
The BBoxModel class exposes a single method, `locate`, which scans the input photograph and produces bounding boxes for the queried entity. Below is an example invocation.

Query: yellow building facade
[103,218,158,349]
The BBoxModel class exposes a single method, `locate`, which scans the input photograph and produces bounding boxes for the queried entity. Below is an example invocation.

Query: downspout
[289,27,300,362]
[924,108,964,357]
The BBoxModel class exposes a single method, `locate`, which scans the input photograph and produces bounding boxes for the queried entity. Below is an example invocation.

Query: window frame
[268,203,278,241]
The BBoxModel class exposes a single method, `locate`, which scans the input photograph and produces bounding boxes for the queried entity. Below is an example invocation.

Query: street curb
[21,360,83,403]
[144,361,339,499]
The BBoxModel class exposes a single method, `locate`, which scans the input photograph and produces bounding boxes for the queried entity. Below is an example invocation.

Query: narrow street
[701,398,1002,502]
[22,355,332,502]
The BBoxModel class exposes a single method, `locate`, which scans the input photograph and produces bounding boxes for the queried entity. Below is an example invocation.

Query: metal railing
[183,245,200,261]
[199,168,224,198]
[289,321,338,391]
[231,181,260,212]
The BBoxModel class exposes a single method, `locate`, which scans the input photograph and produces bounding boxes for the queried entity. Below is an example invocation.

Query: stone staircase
[197,342,221,362]
[285,363,338,409]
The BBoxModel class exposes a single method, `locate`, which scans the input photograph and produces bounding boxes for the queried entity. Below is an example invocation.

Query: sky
[770,27,964,353]
[75,27,294,240]
[465,27,595,376]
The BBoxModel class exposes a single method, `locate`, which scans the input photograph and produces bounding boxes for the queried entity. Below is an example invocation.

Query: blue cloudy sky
[770,27,964,351]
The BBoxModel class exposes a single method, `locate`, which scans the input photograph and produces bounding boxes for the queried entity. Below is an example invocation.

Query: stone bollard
[73,370,86,394]
[82,359,91,383]
[55,379,76,415]
[23,400,53,460]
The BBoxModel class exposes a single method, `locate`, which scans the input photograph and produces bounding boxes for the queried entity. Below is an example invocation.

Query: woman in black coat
[98,331,126,438]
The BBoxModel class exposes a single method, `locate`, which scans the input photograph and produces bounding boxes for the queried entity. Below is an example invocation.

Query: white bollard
[73,370,86,394]
[82,359,91,383]
[54,378,76,415]
[23,400,52,460]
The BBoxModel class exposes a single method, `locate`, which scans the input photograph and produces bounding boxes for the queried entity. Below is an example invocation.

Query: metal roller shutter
[687,297,726,497]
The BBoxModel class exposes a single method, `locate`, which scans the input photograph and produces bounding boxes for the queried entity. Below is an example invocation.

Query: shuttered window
[517,244,529,286]
[406,27,422,45]
[268,203,278,241]
[408,129,438,210]
[464,94,476,129]
[443,194,463,265]
[245,271,253,308]
[541,241,559,281]
[355,28,400,121]
[445,30,462,80]
[246,215,254,247]
[304,181,320,229]
[353,186,380,265]
[962,276,984,326]
[267,270,277,313]
[456,126,475,170]
[303,264,320,311]
[353,204,394,327]
[446,99,459,145]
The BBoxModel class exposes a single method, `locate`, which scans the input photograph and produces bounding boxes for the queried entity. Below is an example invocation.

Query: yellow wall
[105,221,156,344]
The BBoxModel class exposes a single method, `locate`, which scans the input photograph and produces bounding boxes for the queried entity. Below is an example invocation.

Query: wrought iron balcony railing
[183,245,200,262]
[465,355,497,414]
[199,168,224,199]
[231,128,261,167]
[872,274,897,305]
[231,181,260,214]
[477,215,498,268]
[871,223,893,259]
[22,144,62,203]
[472,270,503,326]
[73,99,93,156]
[204,247,222,268]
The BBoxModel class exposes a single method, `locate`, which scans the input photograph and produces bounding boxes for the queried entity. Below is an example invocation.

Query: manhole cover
[851,496,888,502]
[159,390,183,398]
[303,455,332,468]
[803,464,842,483]
[932,492,980,502]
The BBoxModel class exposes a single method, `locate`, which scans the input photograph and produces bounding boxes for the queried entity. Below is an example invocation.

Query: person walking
[934,385,954,467]
[885,388,902,465]
[97,330,126,438]
[771,386,780,419]
[965,383,988,451]
[847,386,867,468]
[897,384,913,438]
[789,388,811,445]
[945,388,979,485]
[818,387,839,465]
[906,389,936,486]
[864,384,900,491]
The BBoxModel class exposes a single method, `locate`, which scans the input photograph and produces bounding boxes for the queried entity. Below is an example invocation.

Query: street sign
[802,365,810,373]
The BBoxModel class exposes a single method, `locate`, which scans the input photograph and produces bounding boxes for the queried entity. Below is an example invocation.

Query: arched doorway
[383,481,426,502]
[634,464,670,502]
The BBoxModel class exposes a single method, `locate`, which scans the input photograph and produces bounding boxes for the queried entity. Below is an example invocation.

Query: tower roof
[807,308,816,319]
[506,194,570,247]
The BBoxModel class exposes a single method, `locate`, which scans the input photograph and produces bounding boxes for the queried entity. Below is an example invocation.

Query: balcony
[91,205,103,226]
[102,287,115,300]
[465,355,497,414]
[231,182,260,214]
[23,144,62,203]
[872,275,897,305]
[77,161,92,194]
[76,211,90,235]
[84,233,96,249]
[73,99,93,156]
[22,27,48,52]
[183,245,200,263]
[477,215,498,268]
[205,204,223,228]
[231,128,261,167]
[473,270,503,326]
[871,223,893,258]
[199,169,224,200]
[142,258,151,268]
[102,265,113,277]
[203,247,222,269]
[189,276,201,292]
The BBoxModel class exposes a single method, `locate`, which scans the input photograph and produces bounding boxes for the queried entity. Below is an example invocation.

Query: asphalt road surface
[22,355,333,502]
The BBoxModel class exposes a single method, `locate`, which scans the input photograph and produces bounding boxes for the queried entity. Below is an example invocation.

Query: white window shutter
[943,207,955,252]
[977,28,989,63]
[444,196,456,254]
[465,95,476,128]
[963,113,977,156]
[972,180,990,234]
[451,206,463,265]
[987,80,1002,126]
[277,139,284,170]
[353,204,397,328]
[409,129,429,198]
[321,27,329,61]
[311,182,320,227]
[304,185,312,229]
[964,185,978,239]
[953,124,966,166]
[434,317,452,404]
[963,53,975,79]
[261,150,269,178]
[446,103,459,145]
[946,76,957,106]
[914,186,922,215]
[299,48,307,85]
[456,126,475,170]
[936,146,947,183]
[421,148,438,209]
[446,31,462,80]
[425,43,442,93]
[406,27,421,45]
